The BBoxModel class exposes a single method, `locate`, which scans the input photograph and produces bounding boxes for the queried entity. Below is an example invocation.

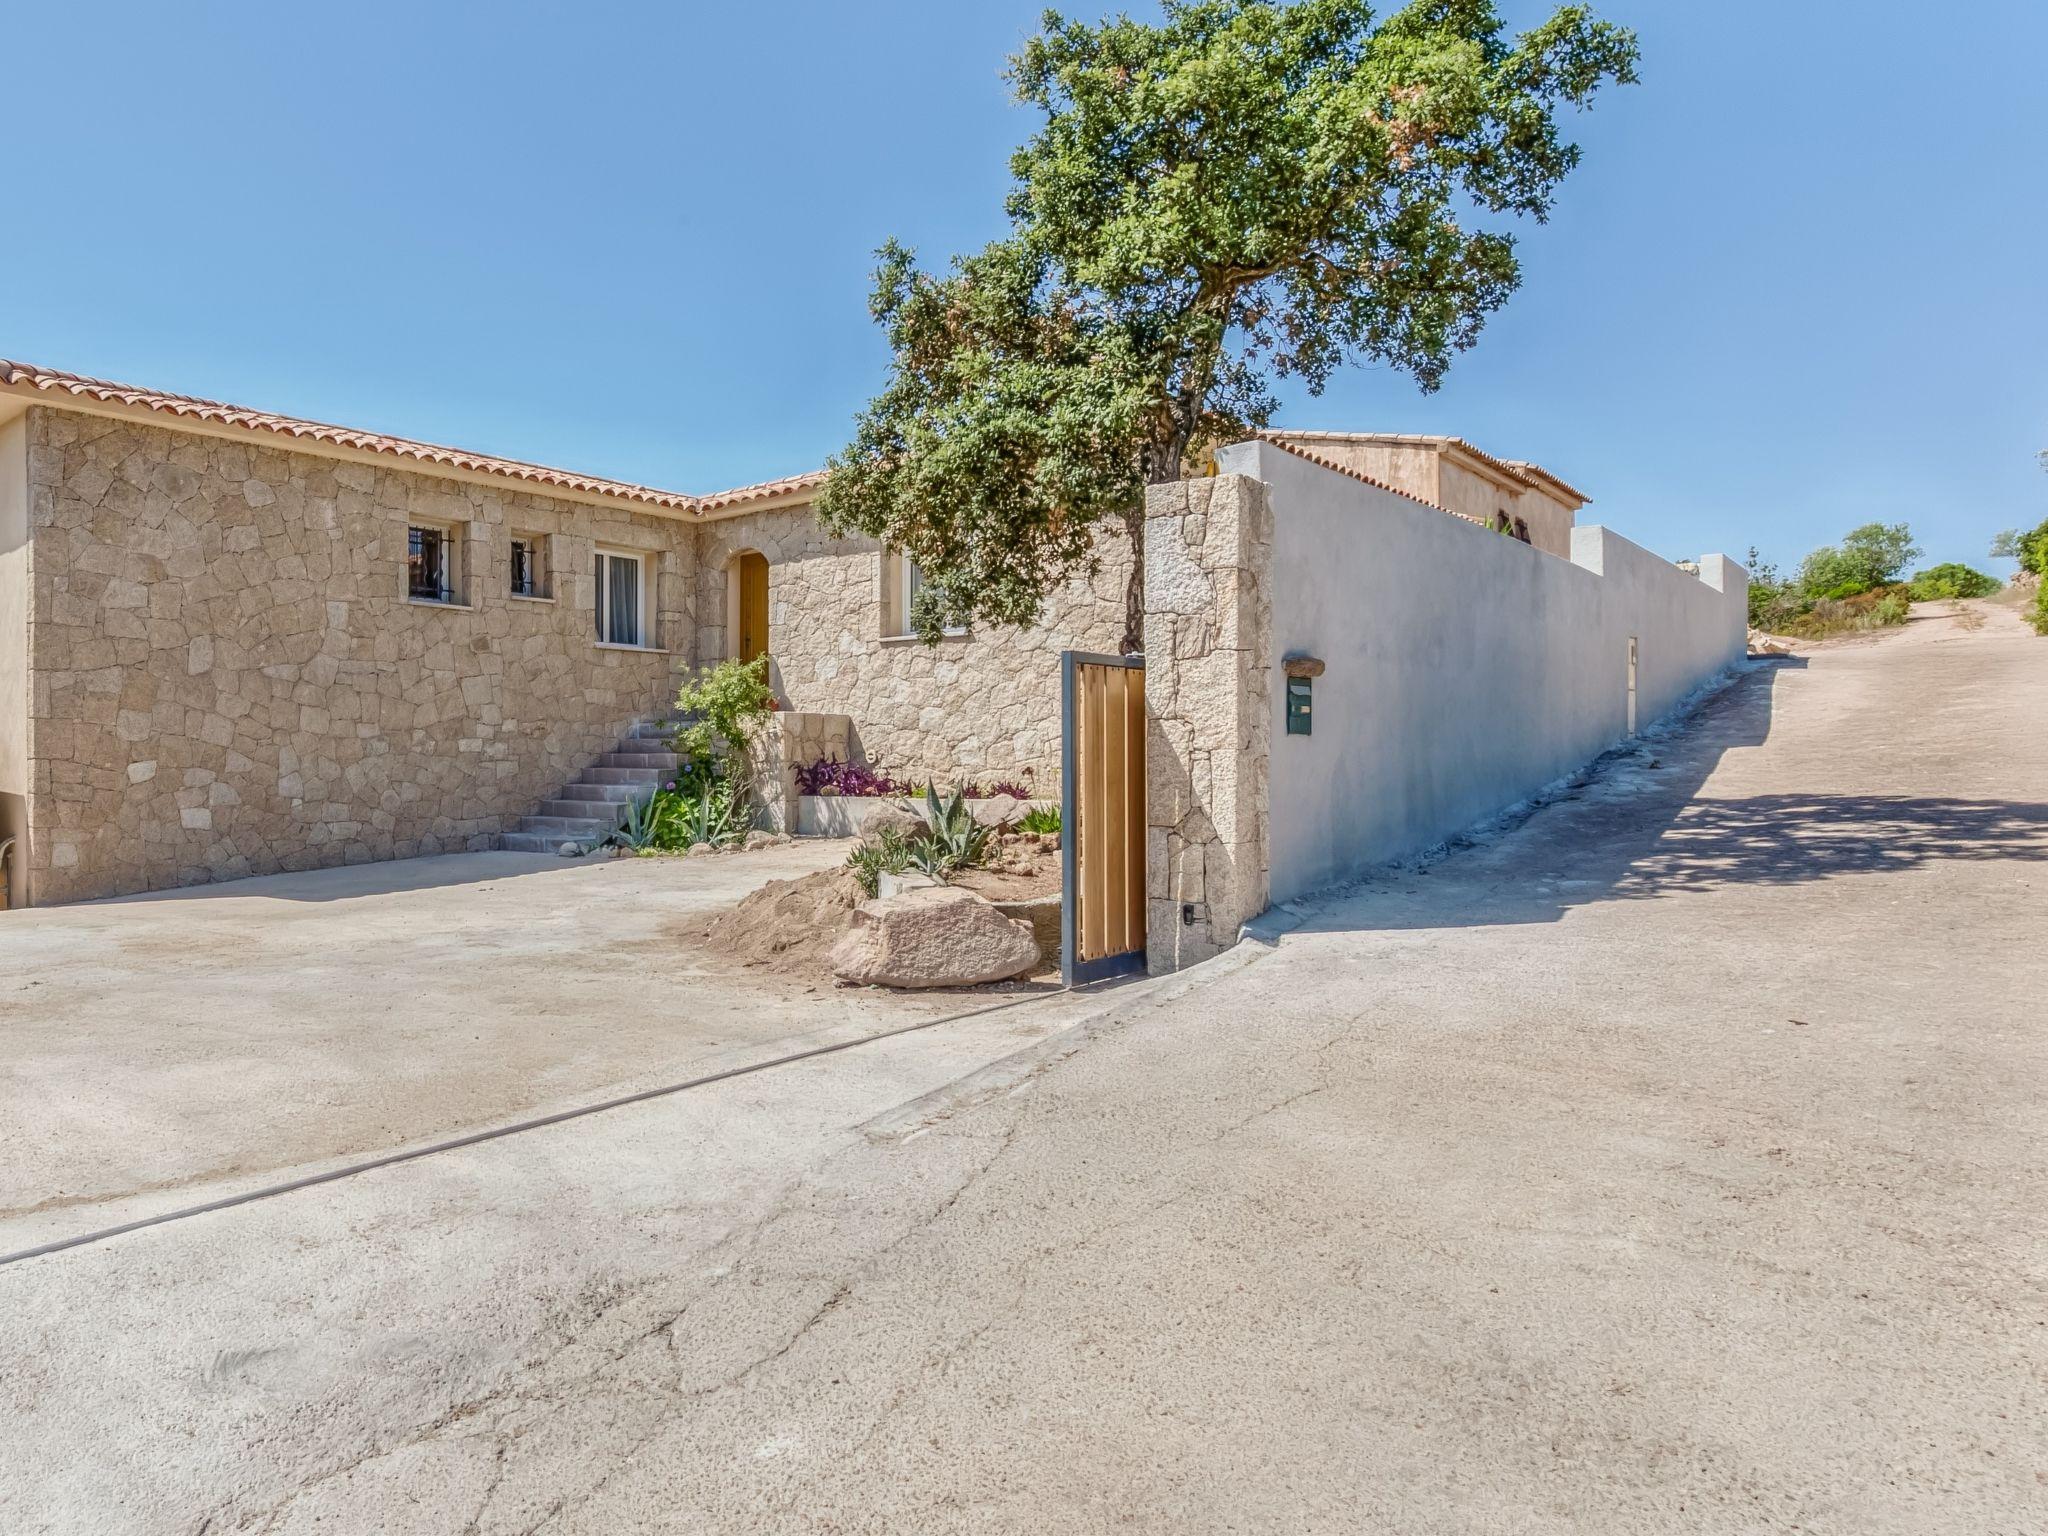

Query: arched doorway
[732,551,769,663]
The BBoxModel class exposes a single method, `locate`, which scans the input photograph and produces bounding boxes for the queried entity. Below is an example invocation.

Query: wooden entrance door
[737,553,769,663]
[1060,651,1147,984]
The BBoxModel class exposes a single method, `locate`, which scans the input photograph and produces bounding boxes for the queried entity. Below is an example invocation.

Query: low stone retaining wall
[795,795,1057,837]
[755,712,852,834]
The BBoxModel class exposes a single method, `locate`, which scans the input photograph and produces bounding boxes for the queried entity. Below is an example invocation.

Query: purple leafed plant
[796,758,1040,800]
[964,777,1034,800]
[794,756,914,798]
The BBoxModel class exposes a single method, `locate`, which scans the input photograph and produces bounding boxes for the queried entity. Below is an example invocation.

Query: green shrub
[2031,582,2048,637]
[672,656,775,790]
[1909,563,1999,601]
[1018,804,1063,837]
[1744,548,1804,630]
[1773,584,1913,639]
[671,778,748,850]
[1797,522,1920,603]
[1992,518,2048,578]
[608,779,749,855]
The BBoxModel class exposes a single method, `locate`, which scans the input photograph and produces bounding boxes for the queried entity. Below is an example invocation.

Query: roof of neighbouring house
[1254,435,1489,526]
[0,358,822,517]
[1263,429,1590,507]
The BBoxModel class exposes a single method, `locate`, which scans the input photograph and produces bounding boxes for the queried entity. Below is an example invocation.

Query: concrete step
[603,751,677,770]
[517,814,616,838]
[584,766,665,786]
[538,799,630,822]
[556,782,639,803]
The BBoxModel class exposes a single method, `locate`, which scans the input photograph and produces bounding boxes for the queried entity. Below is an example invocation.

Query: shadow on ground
[1286,659,2048,934]
[1606,792,2048,896]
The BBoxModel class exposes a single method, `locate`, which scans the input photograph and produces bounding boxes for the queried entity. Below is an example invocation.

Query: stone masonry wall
[695,506,1127,790]
[24,407,694,903]
[1143,474,1273,972]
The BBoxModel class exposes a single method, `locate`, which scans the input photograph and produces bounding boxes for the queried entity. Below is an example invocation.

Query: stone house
[0,360,1593,908]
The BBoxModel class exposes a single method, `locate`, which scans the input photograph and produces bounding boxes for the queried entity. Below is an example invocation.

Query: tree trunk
[1120,504,1146,656]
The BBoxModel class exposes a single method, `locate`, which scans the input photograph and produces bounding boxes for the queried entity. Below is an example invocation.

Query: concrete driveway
[2,600,2043,1533]
[0,841,1062,1254]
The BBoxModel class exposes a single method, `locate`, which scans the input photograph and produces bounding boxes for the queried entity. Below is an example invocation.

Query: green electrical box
[1285,675,1312,735]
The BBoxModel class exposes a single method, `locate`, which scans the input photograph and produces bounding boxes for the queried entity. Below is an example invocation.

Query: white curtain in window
[597,552,643,646]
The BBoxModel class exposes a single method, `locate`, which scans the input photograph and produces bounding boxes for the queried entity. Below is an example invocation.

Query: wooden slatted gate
[1060,651,1147,984]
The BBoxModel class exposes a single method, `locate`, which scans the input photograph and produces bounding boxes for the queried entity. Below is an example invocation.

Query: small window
[1493,511,1512,534]
[408,523,460,604]
[881,548,966,639]
[1512,517,1530,544]
[595,548,648,647]
[509,534,550,598]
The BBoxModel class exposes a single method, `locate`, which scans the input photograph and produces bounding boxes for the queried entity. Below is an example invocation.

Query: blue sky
[6,1,2044,576]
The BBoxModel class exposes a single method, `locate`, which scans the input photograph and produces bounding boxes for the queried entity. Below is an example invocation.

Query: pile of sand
[703,865,867,972]
[699,832,1061,983]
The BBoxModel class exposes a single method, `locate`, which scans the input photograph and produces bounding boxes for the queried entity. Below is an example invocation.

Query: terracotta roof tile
[1265,429,1588,506]
[1256,435,1489,526]
[0,358,723,514]
[694,468,832,513]
[1501,459,1591,507]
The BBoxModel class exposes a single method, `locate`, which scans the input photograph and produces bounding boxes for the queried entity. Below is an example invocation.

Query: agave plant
[920,783,990,874]
[906,838,954,881]
[675,778,749,850]
[608,792,665,853]
[845,827,915,898]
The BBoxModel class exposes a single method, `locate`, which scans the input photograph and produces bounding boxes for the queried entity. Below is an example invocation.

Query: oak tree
[819,0,1639,650]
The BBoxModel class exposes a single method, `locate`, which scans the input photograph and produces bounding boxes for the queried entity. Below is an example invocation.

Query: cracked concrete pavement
[2,599,2043,1533]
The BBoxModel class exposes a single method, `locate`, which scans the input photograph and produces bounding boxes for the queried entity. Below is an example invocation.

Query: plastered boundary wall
[1145,443,1747,970]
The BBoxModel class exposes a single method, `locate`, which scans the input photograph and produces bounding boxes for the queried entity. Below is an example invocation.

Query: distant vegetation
[1908,563,2001,601]
[1748,522,1922,639]
[1989,510,2048,636]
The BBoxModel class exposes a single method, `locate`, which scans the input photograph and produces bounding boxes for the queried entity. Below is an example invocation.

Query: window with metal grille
[595,549,645,647]
[510,536,541,597]
[408,525,453,602]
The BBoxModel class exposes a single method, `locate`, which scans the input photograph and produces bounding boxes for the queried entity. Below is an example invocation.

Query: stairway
[498,720,680,853]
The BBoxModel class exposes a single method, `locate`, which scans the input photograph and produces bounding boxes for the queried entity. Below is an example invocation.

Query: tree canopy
[818,0,1639,649]
[1908,563,1999,601]
[1992,517,2048,577]
[1796,522,1920,601]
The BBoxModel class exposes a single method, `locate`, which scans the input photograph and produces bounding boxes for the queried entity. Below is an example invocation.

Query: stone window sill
[508,592,555,604]
[594,641,668,654]
[407,596,473,612]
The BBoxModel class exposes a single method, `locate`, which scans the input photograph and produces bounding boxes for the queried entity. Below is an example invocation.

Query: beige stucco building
[1262,430,1589,557]
[0,360,1588,907]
